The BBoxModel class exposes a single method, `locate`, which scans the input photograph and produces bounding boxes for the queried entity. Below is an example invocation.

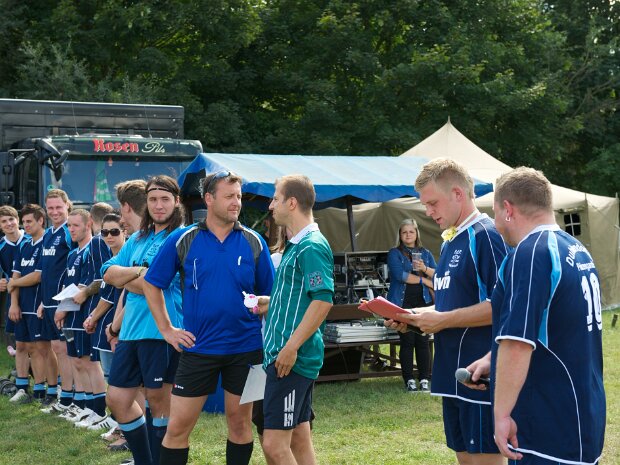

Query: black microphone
[455,367,490,387]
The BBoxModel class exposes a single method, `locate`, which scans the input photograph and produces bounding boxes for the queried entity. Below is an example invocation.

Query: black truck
[0,98,202,208]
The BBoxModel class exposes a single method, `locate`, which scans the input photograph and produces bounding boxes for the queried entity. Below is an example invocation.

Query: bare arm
[494,339,532,460]
[143,280,195,351]
[404,300,492,334]
[8,270,41,289]
[275,299,332,377]
[103,265,144,288]
[8,271,21,322]
[124,277,145,295]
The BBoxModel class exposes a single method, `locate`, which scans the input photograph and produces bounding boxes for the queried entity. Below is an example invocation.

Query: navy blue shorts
[172,349,262,397]
[108,339,179,389]
[509,455,598,465]
[14,313,42,342]
[40,307,62,341]
[442,397,499,454]
[90,346,101,362]
[263,363,314,431]
[66,330,91,358]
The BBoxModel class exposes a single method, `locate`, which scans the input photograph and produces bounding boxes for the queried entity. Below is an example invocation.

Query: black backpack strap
[175,224,201,295]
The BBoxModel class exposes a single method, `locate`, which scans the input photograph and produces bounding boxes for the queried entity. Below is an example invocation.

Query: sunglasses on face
[101,228,122,237]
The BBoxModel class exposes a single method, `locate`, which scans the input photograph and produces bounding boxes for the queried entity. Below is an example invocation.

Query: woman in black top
[386,219,436,392]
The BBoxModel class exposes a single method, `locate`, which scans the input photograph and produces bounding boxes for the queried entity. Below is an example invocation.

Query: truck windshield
[42,156,192,207]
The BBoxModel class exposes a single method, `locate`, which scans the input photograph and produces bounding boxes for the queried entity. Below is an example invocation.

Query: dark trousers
[398,330,431,382]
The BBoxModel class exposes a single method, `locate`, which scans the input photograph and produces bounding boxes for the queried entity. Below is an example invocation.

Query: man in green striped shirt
[260,174,334,465]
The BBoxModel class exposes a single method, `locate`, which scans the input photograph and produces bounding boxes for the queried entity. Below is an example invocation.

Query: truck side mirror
[0,152,15,206]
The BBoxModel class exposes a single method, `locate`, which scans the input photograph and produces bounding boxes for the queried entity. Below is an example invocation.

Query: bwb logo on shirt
[42,247,56,256]
[67,267,76,277]
[435,274,451,290]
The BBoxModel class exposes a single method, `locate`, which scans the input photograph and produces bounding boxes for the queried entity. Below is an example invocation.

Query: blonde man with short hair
[393,158,508,465]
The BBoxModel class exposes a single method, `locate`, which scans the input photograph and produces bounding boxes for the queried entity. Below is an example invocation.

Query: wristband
[108,324,120,338]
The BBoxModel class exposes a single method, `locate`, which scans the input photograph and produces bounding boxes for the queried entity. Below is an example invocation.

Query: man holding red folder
[390,159,507,465]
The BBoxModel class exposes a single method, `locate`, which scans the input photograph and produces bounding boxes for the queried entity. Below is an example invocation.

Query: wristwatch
[136,266,146,277]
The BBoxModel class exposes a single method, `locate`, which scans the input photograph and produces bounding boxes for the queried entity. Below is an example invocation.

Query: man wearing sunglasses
[102,175,184,465]
[143,170,275,465]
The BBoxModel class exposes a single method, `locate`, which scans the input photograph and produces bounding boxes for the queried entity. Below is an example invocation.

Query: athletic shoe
[58,404,88,422]
[9,389,33,404]
[41,400,69,414]
[405,379,417,392]
[108,437,129,451]
[68,407,94,423]
[120,459,134,465]
[40,396,56,407]
[419,379,430,393]
[89,414,118,432]
[75,411,103,428]
[101,425,121,441]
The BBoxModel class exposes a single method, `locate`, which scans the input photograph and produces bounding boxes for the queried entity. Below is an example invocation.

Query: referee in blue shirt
[143,171,274,465]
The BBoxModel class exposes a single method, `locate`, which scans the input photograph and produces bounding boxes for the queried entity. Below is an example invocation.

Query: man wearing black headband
[102,175,184,465]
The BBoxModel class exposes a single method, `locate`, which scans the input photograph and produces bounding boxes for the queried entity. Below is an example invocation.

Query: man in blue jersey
[143,170,275,465]
[392,159,507,465]
[0,206,29,392]
[102,175,184,465]
[7,204,46,403]
[37,189,76,412]
[54,209,108,427]
[468,167,606,465]
[260,175,334,465]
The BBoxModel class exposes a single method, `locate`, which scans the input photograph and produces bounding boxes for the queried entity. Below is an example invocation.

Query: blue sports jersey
[491,225,605,464]
[81,235,112,316]
[37,223,75,309]
[101,229,182,341]
[145,222,274,355]
[63,245,90,331]
[92,280,120,352]
[432,214,507,404]
[12,237,44,315]
[0,232,29,312]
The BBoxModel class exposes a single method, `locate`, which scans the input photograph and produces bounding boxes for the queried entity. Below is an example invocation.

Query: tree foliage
[0,0,617,195]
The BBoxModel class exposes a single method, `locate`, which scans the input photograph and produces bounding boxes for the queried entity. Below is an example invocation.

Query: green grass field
[0,311,618,465]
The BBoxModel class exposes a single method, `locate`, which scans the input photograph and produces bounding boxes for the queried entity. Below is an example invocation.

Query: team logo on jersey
[67,267,76,277]
[42,247,56,256]
[21,257,35,267]
[308,271,324,289]
[53,236,61,246]
[283,389,296,427]
[448,249,463,268]
[435,272,451,291]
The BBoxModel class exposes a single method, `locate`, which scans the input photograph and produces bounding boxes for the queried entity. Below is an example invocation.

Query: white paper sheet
[53,283,81,301]
[56,298,80,312]
[240,364,267,404]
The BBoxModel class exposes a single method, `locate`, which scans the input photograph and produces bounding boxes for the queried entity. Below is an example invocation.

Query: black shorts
[252,400,315,435]
[108,339,179,389]
[172,349,263,398]
[263,363,314,430]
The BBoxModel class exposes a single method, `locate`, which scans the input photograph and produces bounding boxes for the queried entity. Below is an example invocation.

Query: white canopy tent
[316,121,620,307]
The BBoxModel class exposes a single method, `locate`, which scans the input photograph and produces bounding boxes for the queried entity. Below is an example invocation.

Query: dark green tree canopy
[0,0,617,195]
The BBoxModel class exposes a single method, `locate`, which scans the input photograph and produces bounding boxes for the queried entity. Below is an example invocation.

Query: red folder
[358,296,416,324]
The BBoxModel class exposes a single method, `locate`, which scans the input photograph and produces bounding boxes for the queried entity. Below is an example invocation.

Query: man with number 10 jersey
[490,167,605,464]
